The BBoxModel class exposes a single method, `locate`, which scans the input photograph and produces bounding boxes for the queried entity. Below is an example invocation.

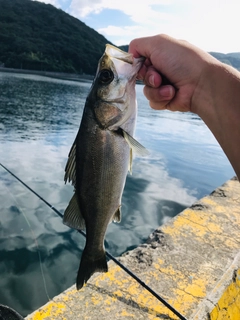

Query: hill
[119,46,240,71]
[0,0,112,74]
[209,52,240,70]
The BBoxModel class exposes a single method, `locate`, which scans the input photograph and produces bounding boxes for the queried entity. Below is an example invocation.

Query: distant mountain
[227,52,240,59]
[118,45,129,52]
[209,52,240,70]
[0,0,113,74]
[120,45,240,71]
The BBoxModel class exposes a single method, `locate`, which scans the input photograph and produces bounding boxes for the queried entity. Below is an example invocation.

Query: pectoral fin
[121,129,149,156]
[129,148,133,175]
[63,193,85,230]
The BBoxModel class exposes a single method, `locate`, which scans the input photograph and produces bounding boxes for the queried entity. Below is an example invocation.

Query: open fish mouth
[101,99,125,104]
[105,44,135,64]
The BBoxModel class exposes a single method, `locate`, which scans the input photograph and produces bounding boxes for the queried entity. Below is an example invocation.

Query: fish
[63,44,147,290]
[0,304,24,320]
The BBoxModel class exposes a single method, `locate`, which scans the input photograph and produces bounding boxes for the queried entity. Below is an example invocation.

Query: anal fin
[63,193,85,230]
[112,206,121,223]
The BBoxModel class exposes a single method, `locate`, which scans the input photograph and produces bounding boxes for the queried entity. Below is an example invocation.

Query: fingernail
[159,85,174,98]
[149,75,155,87]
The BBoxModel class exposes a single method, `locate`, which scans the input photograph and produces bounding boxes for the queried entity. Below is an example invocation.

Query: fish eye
[98,69,114,84]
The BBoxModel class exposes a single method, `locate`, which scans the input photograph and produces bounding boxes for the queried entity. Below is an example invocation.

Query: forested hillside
[0,0,112,74]
[210,52,240,70]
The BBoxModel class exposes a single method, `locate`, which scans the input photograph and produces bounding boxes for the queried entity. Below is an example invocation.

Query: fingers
[129,34,172,59]
[143,85,175,110]
[137,65,176,110]
[137,66,162,87]
[129,36,153,58]
[145,67,162,87]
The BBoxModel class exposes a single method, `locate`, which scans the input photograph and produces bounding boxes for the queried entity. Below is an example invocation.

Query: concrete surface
[26,177,240,320]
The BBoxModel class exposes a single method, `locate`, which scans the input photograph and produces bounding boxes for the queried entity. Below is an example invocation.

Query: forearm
[192,61,240,179]
[129,34,240,179]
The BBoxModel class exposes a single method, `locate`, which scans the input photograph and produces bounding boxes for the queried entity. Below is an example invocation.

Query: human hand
[129,34,218,113]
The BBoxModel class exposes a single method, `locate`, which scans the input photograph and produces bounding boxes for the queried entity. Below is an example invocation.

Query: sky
[36,0,240,53]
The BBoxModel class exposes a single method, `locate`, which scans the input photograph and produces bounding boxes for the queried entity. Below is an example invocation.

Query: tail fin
[76,249,108,290]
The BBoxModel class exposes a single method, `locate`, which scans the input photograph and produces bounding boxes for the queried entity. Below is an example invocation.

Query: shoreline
[0,67,94,82]
[0,67,143,84]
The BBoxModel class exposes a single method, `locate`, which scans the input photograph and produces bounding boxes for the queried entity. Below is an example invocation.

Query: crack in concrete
[86,284,176,319]
[174,286,204,299]
[178,216,218,235]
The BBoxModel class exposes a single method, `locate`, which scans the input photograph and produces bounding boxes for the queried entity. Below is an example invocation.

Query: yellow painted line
[210,269,240,320]
[94,265,180,319]
[30,302,66,320]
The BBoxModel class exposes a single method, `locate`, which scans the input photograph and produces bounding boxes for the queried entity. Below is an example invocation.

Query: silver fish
[64,44,146,290]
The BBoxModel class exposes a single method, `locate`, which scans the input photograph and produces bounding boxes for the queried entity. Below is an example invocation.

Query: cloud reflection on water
[106,155,197,256]
[0,170,83,316]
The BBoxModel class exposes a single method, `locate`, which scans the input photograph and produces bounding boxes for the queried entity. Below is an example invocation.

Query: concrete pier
[26,177,240,320]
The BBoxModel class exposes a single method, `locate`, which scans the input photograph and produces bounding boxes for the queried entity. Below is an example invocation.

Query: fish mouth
[105,44,145,65]
[100,97,125,104]
[105,44,134,64]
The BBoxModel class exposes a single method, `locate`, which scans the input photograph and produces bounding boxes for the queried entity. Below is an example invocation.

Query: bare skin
[129,34,240,179]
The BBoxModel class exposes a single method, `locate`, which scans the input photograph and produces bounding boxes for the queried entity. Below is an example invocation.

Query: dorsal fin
[64,139,76,186]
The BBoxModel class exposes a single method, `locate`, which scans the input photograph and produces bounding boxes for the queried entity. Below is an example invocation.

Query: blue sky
[36,0,240,53]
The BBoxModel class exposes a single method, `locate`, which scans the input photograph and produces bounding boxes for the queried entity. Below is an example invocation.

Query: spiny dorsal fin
[63,193,85,230]
[121,129,149,157]
[64,140,76,186]
[112,207,121,223]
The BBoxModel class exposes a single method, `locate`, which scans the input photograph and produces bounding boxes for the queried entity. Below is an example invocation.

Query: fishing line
[0,163,187,320]
[2,173,51,302]
[18,208,51,302]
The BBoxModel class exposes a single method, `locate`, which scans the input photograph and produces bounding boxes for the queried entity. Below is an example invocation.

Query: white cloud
[94,0,240,52]
[97,25,141,37]
[35,0,59,6]
[69,0,171,18]
[68,0,102,17]
[35,0,240,52]
[97,25,150,46]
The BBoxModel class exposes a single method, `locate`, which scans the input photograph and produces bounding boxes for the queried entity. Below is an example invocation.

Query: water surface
[0,72,234,316]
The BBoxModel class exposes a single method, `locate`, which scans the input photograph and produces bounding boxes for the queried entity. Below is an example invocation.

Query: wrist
[192,60,240,118]
[191,58,222,115]
[192,59,240,178]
